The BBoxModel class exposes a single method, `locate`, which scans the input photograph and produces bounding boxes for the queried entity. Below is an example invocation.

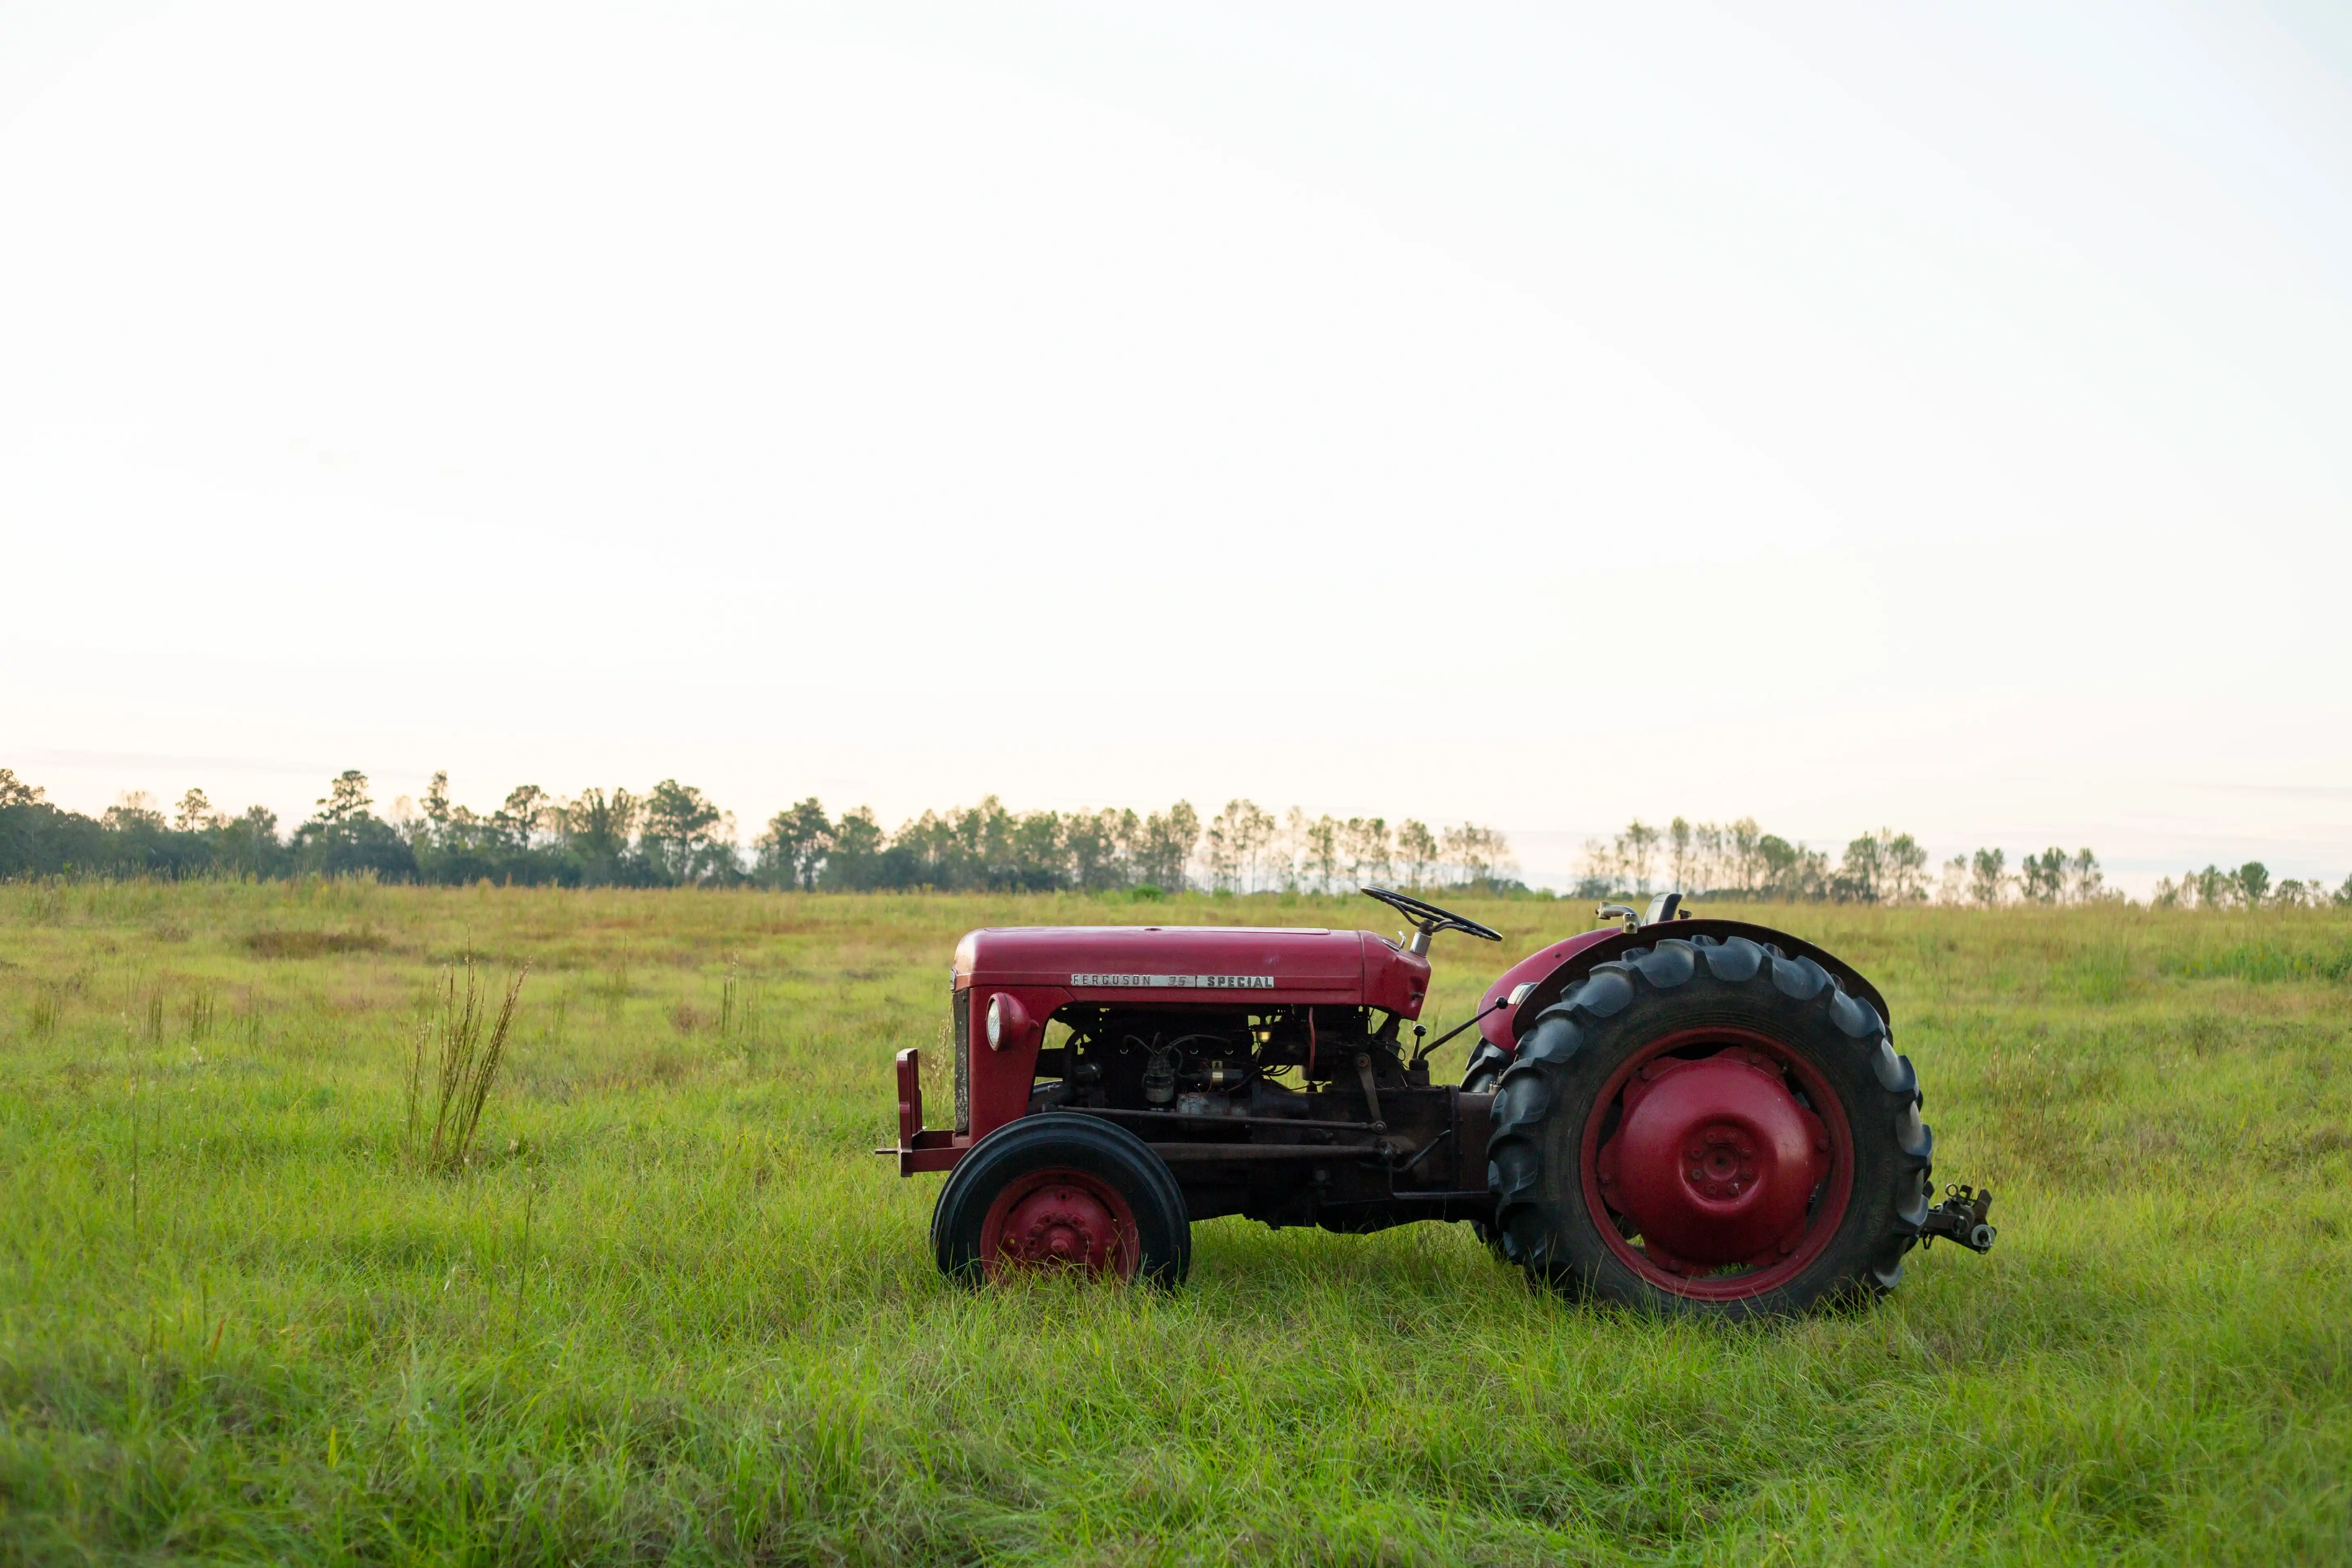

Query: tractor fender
[1473,928,1624,1053]
[1490,919,1896,1053]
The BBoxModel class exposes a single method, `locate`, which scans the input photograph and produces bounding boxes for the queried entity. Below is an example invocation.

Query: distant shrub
[2175,944,2352,984]
[245,928,388,958]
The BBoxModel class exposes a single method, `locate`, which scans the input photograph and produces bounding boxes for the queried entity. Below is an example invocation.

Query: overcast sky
[3,2,2347,891]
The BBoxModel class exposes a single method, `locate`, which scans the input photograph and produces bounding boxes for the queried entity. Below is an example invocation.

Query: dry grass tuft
[407,961,528,1174]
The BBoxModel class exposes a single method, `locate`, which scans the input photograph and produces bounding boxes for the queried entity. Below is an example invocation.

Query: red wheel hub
[979,1169,1138,1280]
[1585,1033,1851,1296]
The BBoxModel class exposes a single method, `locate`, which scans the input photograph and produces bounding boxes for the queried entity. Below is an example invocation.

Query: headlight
[985,992,1029,1051]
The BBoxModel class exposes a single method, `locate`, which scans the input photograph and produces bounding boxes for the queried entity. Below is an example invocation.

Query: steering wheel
[1359,885,1503,949]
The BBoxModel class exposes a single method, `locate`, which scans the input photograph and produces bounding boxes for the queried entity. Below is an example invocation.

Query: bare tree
[493,784,552,850]
[1204,803,1244,891]
[317,770,372,824]
[1617,820,1661,895]
[1884,833,1929,903]
[2065,848,2103,903]
[1728,817,1763,896]
[1757,835,1830,901]
[1440,823,1514,886]
[1396,820,1439,888]
[561,787,640,866]
[1969,848,2008,907]
[642,780,737,884]
[1836,833,1886,902]
[1207,800,1278,892]
[1238,802,1277,891]
[1274,807,1308,891]
[1060,808,1123,892]
[2019,847,2067,904]
[1838,829,1928,904]
[173,788,218,833]
[1341,817,1391,889]
[1136,802,1198,891]
[1694,821,1726,894]
[1578,836,1623,898]
[1303,813,1342,893]
[1104,807,1144,883]
[102,792,164,833]
[756,797,834,891]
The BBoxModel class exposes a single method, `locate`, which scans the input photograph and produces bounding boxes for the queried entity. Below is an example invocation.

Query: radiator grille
[952,986,971,1134]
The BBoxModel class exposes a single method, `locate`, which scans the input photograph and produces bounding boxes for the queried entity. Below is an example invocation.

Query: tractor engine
[1021,1001,1491,1229]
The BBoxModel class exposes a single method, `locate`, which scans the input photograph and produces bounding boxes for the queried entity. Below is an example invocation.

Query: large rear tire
[1486,934,1932,1317]
[932,1113,1192,1289]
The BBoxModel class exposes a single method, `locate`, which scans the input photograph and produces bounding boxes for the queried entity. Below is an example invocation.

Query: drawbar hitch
[1918,1184,1998,1253]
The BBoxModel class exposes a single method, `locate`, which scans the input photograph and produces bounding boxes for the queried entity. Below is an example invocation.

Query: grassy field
[1,882,2348,1565]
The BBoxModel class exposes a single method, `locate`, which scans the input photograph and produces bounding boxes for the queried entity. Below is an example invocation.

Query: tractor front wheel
[931,1113,1192,1288]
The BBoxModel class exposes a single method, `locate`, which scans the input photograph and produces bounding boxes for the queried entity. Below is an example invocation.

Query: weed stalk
[421,962,529,1174]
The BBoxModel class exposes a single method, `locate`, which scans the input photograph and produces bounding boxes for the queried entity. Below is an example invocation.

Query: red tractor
[883,888,1996,1315]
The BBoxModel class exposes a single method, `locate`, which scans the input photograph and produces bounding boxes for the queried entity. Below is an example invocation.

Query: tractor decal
[1068,972,1276,989]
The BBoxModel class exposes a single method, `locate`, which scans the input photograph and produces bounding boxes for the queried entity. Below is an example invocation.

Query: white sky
[2,2,2348,891]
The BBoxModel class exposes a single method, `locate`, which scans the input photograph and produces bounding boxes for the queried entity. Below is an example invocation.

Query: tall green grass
[1,884,2347,1564]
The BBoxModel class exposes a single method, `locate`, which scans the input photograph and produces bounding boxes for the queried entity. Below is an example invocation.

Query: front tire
[932,1113,1192,1288]
[1487,934,1932,1317]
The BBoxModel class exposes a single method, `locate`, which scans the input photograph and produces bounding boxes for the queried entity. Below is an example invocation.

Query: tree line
[1577,813,2351,908]
[0,769,1517,895]
[8,767,2348,906]
[1574,817,2111,905]
[2152,863,2346,910]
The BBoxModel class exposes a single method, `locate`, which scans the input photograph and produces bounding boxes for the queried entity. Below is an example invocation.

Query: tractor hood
[953,926,1431,1018]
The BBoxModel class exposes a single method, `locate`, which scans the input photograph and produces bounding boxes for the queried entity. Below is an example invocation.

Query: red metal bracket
[897,1047,922,1149]
[876,1047,969,1175]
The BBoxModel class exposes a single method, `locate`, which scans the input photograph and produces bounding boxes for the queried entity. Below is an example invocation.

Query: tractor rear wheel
[932,1113,1191,1289]
[1486,934,1932,1317]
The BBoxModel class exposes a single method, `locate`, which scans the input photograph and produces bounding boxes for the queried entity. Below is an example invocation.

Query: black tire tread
[1459,1040,1513,1259]
[1486,934,1933,1316]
